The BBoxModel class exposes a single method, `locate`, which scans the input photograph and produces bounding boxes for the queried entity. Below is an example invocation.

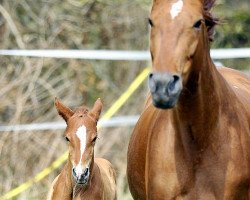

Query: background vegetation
[0,0,249,199]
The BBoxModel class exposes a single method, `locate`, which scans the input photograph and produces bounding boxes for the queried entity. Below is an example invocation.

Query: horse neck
[175,27,229,146]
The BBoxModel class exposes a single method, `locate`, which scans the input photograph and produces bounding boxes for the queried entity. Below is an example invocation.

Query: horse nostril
[173,75,180,83]
[149,73,157,93]
[149,73,154,79]
[168,81,175,92]
[168,75,181,93]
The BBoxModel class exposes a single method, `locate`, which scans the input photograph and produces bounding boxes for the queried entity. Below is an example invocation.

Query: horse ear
[89,98,103,122]
[54,97,74,123]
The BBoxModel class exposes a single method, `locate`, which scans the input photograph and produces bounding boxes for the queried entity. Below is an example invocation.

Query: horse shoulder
[95,158,117,200]
[143,93,152,110]
[127,104,166,199]
[218,67,250,97]
[219,67,250,122]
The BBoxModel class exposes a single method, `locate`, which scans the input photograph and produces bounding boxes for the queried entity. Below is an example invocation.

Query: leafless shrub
[0,0,150,199]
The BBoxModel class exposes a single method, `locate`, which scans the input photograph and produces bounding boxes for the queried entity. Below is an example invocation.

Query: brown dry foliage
[0,0,249,199]
[0,0,150,199]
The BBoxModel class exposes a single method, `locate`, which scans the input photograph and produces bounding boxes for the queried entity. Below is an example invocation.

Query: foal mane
[74,106,98,123]
[74,107,89,115]
[203,0,219,41]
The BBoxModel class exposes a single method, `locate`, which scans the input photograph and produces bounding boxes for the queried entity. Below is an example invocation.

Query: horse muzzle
[72,167,90,185]
[149,72,182,109]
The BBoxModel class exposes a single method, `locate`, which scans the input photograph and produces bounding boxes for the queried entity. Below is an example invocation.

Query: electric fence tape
[0,67,150,200]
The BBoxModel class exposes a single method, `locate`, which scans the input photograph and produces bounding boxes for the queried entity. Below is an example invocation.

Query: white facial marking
[170,0,183,20]
[75,125,87,176]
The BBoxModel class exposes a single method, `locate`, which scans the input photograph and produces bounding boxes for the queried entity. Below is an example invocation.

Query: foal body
[48,158,116,200]
[47,99,116,200]
[127,0,250,199]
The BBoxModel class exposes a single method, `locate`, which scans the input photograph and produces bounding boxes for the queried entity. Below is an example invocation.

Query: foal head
[148,0,218,109]
[55,98,102,185]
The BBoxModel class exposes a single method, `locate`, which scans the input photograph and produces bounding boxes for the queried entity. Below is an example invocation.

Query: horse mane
[203,0,219,41]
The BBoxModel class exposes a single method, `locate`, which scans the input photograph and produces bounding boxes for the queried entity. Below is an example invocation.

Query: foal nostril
[72,168,77,177]
[83,168,89,176]
[80,168,89,181]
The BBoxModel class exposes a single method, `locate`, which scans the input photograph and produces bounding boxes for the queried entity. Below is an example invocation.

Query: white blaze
[170,0,183,20]
[75,125,87,176]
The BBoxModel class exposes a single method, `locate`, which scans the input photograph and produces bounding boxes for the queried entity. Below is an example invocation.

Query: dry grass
[0,0,150,199]
[0,0,249,199]
[0,58,149,199]
[0,56,149,199]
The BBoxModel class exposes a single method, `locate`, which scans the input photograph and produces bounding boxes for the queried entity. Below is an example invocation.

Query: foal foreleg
[47,173,72,200]
[47,175,60,200]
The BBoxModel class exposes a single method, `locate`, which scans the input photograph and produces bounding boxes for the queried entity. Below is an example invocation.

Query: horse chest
[145,121,191,197]
[128,105,250,199]
[146,119,250,199]
[147,142,250,199]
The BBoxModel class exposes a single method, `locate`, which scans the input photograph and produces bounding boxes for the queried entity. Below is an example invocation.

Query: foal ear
[89,98,103,122]
[54,97,74,123]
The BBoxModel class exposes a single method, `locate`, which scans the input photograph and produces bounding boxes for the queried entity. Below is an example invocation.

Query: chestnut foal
[47,98,116,200]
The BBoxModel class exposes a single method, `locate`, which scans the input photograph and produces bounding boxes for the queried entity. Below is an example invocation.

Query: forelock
[203,0,219,41]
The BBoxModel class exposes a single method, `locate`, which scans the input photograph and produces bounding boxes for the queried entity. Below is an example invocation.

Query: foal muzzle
[149,72,182,109]
[72,167,90,185]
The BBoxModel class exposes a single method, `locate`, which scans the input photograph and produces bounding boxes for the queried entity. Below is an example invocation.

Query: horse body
[127,0,250,198]
[94,158,117,200]
[128,67,250,200]
[47,99,116,200]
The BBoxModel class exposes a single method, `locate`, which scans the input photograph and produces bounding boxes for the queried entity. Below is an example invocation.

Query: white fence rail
[0,116,139,132]
[0,48,250,60]
[0,48,249,132]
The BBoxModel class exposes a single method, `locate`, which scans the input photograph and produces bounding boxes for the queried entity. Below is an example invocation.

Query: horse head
[148,0,218,109]
[55,97,102,186]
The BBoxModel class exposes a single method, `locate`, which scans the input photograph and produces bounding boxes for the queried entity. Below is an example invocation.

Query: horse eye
[65,136,70,142]
[148,18,154,27]
[193,19,202,29]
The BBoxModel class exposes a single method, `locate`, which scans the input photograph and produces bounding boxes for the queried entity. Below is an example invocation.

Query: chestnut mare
[127,0,250,199]
[47,98,116,200]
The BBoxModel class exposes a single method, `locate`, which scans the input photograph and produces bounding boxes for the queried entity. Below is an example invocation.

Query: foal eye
[193,19,202,29]
[65,136,70,142]
[148,18,154,27]
[92,136,98,144]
